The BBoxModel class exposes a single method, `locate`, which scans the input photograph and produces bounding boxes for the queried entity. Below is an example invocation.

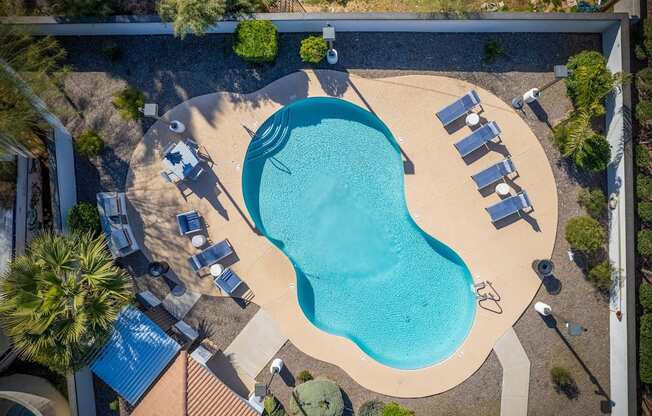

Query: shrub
[297,370,314,384]
[359,400,386,416]
[577,188,606,219]
[550,366,578,398]
[233,20,278,63]
[565,50,616,114]
[75,130,104,157]
[643,314,652,338]
[640,284,652,312]
[101,42,122,62]
[52,0,112,17]
[639,230,652,256]
[564,216,606,254]
[382,402,414,416]
[636,44,648,61]
[300,36,328,64]
[158,0,231,39]
[637,145,652,170]
[637,100,652,124]
[112,87,145,120]
[588,260,612,291]
[638,68,652,96]
[640,202,652,223]
[483,39,504,64]
[553,113,611,172]
[638,174,652,201]
[573,132,611,172]
[641,330,652,383]
[264,395,287,416]
[644,20,652,57]
[288,378,344,416]
[67,202,101,235]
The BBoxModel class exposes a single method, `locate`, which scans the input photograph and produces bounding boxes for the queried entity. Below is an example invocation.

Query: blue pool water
[242,97,476,369]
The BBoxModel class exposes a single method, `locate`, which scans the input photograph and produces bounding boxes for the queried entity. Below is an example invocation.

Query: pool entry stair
[246,109,292,161]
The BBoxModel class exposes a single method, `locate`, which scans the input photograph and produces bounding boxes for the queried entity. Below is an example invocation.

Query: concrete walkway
[162,289,201,320]
[494,327,530,416]
[223,309,287,381]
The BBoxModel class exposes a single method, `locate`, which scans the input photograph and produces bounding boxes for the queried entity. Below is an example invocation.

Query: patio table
[162,141,201,180]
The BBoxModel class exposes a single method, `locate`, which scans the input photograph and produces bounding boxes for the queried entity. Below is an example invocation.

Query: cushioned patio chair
[214,268,243,295]
[454,121,502,158]
[176,210,202,235]
[188,239,233,272]
[485,191,533,223]
[436,90,482,127]
[471,157,517,189]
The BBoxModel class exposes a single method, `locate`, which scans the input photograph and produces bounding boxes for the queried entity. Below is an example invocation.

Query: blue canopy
[90,307,180,405]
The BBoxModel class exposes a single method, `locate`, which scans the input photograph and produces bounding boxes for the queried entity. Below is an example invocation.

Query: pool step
[246,109,292,161]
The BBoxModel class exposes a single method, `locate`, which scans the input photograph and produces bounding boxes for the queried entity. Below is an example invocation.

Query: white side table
[191,234,206,248]
[210,263,224,277]
[465,113,480,127]
[495,183,511,196]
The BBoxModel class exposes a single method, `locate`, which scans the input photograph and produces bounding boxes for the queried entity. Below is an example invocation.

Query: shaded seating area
[471,157,517,189]
[177,210,202,235]
[436,90,482,126]
[454,121,502,157]
[161,140,205,182]
[96,192,139,258]
[188,239,234,272]
[214,268,243,295]
[486,192,533,223]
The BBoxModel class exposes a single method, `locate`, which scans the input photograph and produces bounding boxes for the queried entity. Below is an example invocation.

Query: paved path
[223,309,287,380]
[494,327,530,416]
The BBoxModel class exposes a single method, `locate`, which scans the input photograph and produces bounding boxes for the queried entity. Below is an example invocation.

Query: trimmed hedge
[67,202,101,235]
[564,216,605,254]
[639,229,652,257]
[638,68,652,96]
[641,313,652,383]
[382,402,414,416]
[587,260,612,291]
[637,100,652,124]
[637,144,652,170]
[297,370,314,384]
[233,20,278,63]
[300,36,328,64]
[288,379,344,416]
[640,202,652,223]
[640,284,652,312]
[638,174,652,201]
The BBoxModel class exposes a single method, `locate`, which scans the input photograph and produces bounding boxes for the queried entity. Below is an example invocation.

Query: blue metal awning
[90,306,180,405]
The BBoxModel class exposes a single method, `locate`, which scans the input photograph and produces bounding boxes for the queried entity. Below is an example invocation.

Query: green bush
[638,175,652,201]
[297,370,314,384]
[637,145,652,170]
[636,100,652,124]
[300,36,328,64]
[639,229,652,256]
[550,366,577,397]
[67,202,101,235]
[112,87,145,120]
[641,330,652,383]
[158,0,229,38]
[587,260,612,291]
[52,0,112,17]
[288,379,344,416]
[75,130,104,157]
[564,216,606,254]
[637,68,652,96]
[264,395,287,416]
[573,132,611,172]
[483,39,504,64]
[643,313,652,338]
[640,202,652,223]
[577,188,606,219]
[565,50,616,114]
[640,284,652,312]
[233,20,278,63]
[101,42,122,62]
[552,114,610,172]
[359,400,386,416]
[382,402,414,416]
[636,44,648,61]
[644,20,652,58]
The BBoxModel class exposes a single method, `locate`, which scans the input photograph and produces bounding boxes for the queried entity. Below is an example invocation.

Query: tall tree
[0,232,133,374]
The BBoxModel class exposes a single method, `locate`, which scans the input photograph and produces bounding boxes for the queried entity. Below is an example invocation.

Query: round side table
[465,112,480,127]
[210,263,224,277]
[191,234,206,248]
[169,120,186,133]
[495,183,511,197]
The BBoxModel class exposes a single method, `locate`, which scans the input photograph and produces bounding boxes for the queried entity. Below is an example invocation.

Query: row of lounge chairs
[437,91,534,223]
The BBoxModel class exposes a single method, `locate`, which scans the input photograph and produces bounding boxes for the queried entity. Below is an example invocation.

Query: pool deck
[125,70,557,397]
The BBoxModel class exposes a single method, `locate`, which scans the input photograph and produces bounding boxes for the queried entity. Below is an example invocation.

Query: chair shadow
[185,167,229,221]
[492,209,541,232]
[462,141,511,165]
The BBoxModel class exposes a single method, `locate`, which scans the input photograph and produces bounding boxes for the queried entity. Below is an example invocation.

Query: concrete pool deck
[125,70,558,397]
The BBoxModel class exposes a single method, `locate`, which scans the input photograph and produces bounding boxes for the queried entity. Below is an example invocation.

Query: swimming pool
[242,97,476,369]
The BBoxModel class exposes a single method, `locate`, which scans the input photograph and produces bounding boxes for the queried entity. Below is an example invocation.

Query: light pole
[534,301,586,336]
[512,65,570,109]
[267,358,284,390]
[323,25,338,65]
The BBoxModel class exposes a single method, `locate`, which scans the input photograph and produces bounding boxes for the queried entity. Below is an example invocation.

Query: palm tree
[0,232,133,374]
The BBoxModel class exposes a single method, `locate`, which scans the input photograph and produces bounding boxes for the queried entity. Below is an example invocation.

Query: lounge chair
[454,122,502,158]
[188,239,233,272]
[471,157,516,189]
[176,210,202,235]
[160,171,181,184]
[436,90,482,127]
[485,191,533,223]
[214,268,243,295]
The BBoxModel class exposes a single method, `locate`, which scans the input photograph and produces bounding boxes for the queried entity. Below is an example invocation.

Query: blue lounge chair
[485,192,533,223]
[436,90,482,126]
[471,158,517,189]
[454,122,502,158]
[214,268,243,295]
[176,210,202,235]
[188,239,233,271]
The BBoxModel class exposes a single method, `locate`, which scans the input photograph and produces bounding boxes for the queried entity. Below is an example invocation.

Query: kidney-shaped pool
[242,97,476,369]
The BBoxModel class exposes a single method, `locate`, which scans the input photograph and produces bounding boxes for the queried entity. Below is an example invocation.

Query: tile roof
[90,306,181,405]
[133,351,260,416]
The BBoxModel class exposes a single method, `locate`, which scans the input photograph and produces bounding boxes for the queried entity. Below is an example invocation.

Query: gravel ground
[56,32,611,415]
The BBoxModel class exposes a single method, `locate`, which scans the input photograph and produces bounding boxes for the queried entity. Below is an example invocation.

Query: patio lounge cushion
[188,239,234,271]
[177,211,202,235]
[485,191,532,223]
[214,268,242,295]
[454,121,501,157]
[111,229,130,250]
[436,90,481,126]
[471,157,516,189]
